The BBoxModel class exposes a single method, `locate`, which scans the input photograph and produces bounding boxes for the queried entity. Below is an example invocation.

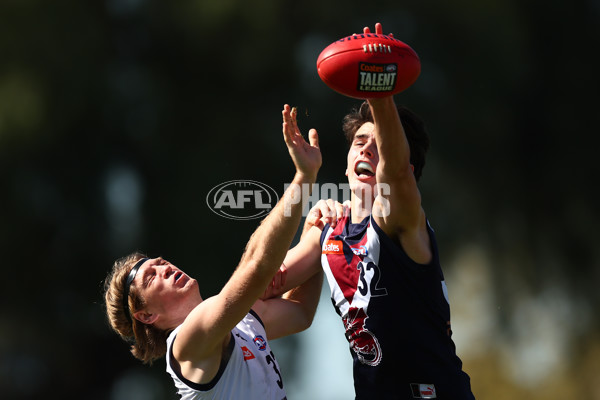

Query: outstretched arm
[174,104,322,368]
[369,94,422,230]
[365,23,430,264]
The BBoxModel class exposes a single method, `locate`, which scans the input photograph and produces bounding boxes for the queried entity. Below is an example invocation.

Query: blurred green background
[1,0,599,399]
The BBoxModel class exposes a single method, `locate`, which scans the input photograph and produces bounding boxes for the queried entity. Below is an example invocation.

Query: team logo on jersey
[410,383,437,398]
[351,245,368,256]
[343,307,382,366]
[253,335,267,351]
[322,240,344,255]
[241,346,255,361]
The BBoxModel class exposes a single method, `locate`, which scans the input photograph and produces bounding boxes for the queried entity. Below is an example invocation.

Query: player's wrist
[293,170,318,184]
[368,95,395,109]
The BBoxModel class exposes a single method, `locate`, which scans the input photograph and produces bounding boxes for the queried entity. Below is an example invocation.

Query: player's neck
[350,195,373,224]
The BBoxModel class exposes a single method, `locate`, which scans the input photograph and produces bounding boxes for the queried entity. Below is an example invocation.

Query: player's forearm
[369,97,411,175]
[264,226,323,299]
[281,270,324,332]
[240,172,316,279]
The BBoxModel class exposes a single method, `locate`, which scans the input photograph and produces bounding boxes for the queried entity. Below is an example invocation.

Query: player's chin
[349,177,377,193]
[182,277,198,290]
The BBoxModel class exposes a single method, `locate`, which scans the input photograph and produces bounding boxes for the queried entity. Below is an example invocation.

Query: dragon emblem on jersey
[343,307,382,366]
[323,217,385,367]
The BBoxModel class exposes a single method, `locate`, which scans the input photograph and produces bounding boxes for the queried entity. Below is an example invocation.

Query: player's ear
[410,164,415,173]
[133,310,159,325]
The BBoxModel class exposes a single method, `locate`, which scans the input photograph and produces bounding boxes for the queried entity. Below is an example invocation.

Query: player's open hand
[282,104,322,179]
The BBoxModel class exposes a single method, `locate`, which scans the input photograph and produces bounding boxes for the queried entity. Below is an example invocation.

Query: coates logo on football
[357,62,398,93]
[206,180,279,220]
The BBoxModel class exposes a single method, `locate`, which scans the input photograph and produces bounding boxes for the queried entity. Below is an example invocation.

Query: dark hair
[104,252,169,364]
[342,101,430,181]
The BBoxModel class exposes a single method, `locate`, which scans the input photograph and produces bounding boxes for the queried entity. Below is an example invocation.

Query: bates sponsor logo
[241,346,255,361]
[322,240,344,254]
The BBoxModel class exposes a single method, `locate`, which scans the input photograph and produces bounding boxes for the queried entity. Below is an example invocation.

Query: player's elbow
[290,311,315,334]
[286,301,318,334]
[297,301,320,332]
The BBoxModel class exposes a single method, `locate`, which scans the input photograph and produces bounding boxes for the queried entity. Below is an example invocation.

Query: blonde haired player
[104,105,322,400]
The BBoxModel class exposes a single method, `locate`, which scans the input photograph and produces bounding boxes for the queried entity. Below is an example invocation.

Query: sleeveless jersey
[165,310,287,400]
[320,214,475,399]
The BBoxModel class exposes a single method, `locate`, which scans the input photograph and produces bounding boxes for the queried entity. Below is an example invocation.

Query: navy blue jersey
[320,214,474,399]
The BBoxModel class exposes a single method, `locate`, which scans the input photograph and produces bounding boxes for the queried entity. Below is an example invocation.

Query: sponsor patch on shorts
[410,383,436,399]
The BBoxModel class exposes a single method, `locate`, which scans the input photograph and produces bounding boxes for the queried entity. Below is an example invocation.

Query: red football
[316,25,421,99]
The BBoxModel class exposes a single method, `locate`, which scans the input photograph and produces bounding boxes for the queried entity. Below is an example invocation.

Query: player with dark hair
[276,24,475,399]
[104,105,322,400]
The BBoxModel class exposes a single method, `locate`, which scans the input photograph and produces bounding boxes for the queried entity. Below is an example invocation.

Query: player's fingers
[311,200,329,226]
[282,104,291,121]
[291,106,297,122]
[282,104,291,127]
[291,107,299,133]
[272,273,281,290]
[279,265,287,288]
[305,206,323,231]
[334,200,345,221]
[343,200,351,217]
[311,200,324,216]
[289,106,305,140]
[282,106,297,145]
[363,26,370,34]
[325,198,336,212]
[325,199,338,227]
[375,23,382,35]
[308,129,319,148]
[282,121,293,145]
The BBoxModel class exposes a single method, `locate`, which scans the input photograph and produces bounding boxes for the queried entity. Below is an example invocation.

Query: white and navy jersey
[320,214,475,400]
[165,310,287,400]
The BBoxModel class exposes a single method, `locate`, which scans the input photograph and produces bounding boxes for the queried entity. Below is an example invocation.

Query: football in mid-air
[316,24,421,99]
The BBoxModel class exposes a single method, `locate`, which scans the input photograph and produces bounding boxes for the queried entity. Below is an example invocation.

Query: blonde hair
[103,252,169,364]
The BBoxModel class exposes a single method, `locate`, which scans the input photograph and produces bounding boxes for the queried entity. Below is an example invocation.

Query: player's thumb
[308,128,319,148]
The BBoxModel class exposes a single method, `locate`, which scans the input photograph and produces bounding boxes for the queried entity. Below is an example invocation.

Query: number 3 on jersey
[265,351,283,389]
[357,261,388,297]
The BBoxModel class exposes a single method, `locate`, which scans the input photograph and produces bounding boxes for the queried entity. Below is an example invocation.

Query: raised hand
[282,104,322,179]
